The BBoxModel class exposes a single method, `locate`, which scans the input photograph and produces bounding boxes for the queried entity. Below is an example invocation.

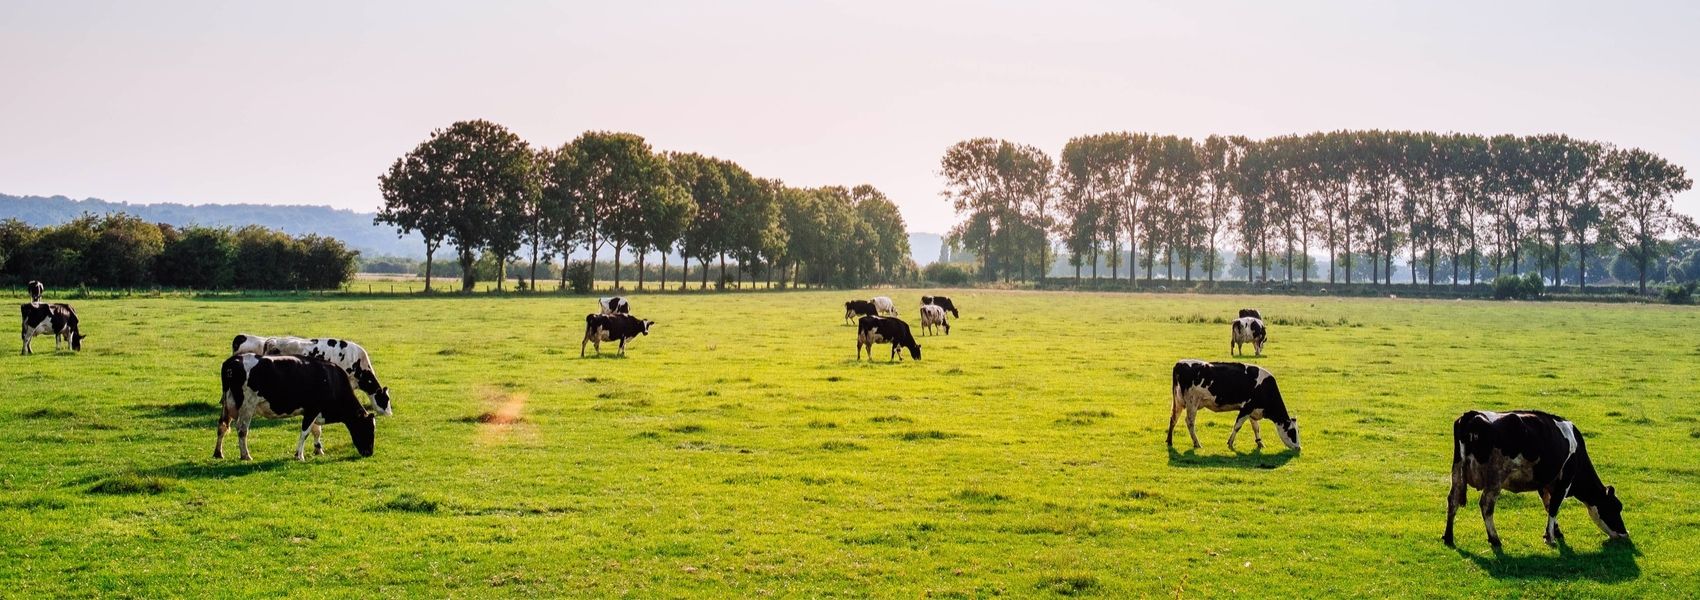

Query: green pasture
[3,290,1698,597]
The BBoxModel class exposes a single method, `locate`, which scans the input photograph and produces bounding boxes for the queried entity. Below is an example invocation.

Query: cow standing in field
[922,295,960,318]
[262,337,393,416]
[1230,317,1267,357]
[27,280,44,303]
[844,300,877,324]
[1168,360,1299,451]
[856,315,921,362]
[871,296,898,316]
[1238,308,1261,320]
[1444,410,1628,548]
[215,354,376,461]
[582,313,654,356]
[919,304,950,336]
[599,296,630,315]
[20,302,84,355]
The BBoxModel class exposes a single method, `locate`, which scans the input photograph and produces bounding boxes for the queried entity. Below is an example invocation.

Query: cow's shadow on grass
[1166,446,1297,469]
[140,458,298,480]
[1457,538,1640,582]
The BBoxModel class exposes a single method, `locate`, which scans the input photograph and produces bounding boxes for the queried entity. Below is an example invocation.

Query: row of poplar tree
[941,131,1693,292]
[377,120,913,292]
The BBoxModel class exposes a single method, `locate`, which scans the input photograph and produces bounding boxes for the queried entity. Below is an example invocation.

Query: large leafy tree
[1606,148,1694,293]
[564,131,674,290]
[376,132,456,292]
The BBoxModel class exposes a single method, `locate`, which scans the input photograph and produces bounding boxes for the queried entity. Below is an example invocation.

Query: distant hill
[0,193,423,257]
[2,193,942,266]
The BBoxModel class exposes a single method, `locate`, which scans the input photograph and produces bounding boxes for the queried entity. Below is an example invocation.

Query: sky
[3,0,1697,234]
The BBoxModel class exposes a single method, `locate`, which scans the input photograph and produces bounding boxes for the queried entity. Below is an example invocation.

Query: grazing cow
[215,354,376,461]
[922,295,960,318]
[844,300,877,323]
[856,315,921,362]
[262,337,393,416]
[582,313,654,356]
[919,304,950,336]
[871,296,897,316]
[1168,360,1299,451]
[1230,317,1267,357]
[1238,308,1261,320]
[27,280,44,302]
[19,302,84,355]
[1445,410,1628,548]
[599,296,630,315]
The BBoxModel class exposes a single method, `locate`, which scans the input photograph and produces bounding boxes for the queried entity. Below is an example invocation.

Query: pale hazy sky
[3,1,1696,233]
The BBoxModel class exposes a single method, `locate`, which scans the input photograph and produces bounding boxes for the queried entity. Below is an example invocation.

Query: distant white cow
[919,304,950,336]
[871,296,897,316]
[599,296,630,315]
[237,335,394,416]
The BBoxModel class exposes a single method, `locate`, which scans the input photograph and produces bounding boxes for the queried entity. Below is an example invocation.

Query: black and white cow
[20,302,84,355]
[27,280,44,303]
[1445,410,1628,548]
[582,313,654,356]
[844,300,877,323]
[1169,360,1299,451]
[922,295,960,318]
[1238,308,1261,320]
[215,354,376,461]
[919,304,950,336]
[262,337,393,416]
[599,296,630,315]
[856,315,921,362]
[871,296,898,316]
[1230,317,1267,357]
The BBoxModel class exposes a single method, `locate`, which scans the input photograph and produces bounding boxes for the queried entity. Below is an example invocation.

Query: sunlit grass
[1,290,1696,596]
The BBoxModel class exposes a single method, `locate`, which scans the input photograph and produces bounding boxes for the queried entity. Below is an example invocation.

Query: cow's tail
[1170,364,1184,409]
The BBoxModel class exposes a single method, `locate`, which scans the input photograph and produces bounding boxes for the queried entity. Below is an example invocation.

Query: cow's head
[641,320,655,335]
[72,332,85,351]
[372,386,393,416]
[1276,417,1300,450]
[1589,486,1629,539]
[907,343,921,361]
[348,412,376,457]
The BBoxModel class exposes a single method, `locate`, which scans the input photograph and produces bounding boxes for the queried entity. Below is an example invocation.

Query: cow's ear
[1607,485,1616,497]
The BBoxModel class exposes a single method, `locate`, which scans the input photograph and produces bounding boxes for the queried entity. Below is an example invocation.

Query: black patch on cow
[923,295,960,318]
[231,334,249,355]
[857,315,921,360]
[1238,308,1262,320]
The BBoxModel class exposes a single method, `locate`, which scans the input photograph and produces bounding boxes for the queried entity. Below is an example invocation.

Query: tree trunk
[661,251,669,292]
[529,243,539,293]
[590,238,601,293]
[458,247,476,293]
[718,253,726,289]
[637,252,647,291]
[424,244,436,293]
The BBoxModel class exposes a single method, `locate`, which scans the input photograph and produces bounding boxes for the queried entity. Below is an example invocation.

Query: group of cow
[843,295,958,361]
[17,281,1631,548]
[1174,307,1628,548]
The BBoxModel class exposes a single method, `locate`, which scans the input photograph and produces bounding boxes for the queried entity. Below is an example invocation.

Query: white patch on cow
[1558,420,1579,457]
[1588,505,1609,535]
[1252,367,1271,387]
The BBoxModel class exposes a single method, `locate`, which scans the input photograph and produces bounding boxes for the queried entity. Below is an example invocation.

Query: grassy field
[3,290,1698,597]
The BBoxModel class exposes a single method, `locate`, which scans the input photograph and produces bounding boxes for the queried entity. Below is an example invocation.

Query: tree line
[942,131,1694,293]
[376,120,914,292]
[0,214,358,290]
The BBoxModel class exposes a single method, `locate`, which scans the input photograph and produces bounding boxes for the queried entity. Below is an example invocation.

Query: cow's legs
[294,413,318,461]
[1250,417,1264,449]
[580,337,588,357]
[889,343,899,362]
[236,419,253,461]
[213,405,235,458]
[1166,397,1182,447]
[20,328,28,355]
[1443,461,1467,546]
[311,423,325,456]
[1540,488,1565,546]
[1480,489,1502,547]
[1228,414,1249,451]
[1185,406,1202,449]
[618,339,626,356]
